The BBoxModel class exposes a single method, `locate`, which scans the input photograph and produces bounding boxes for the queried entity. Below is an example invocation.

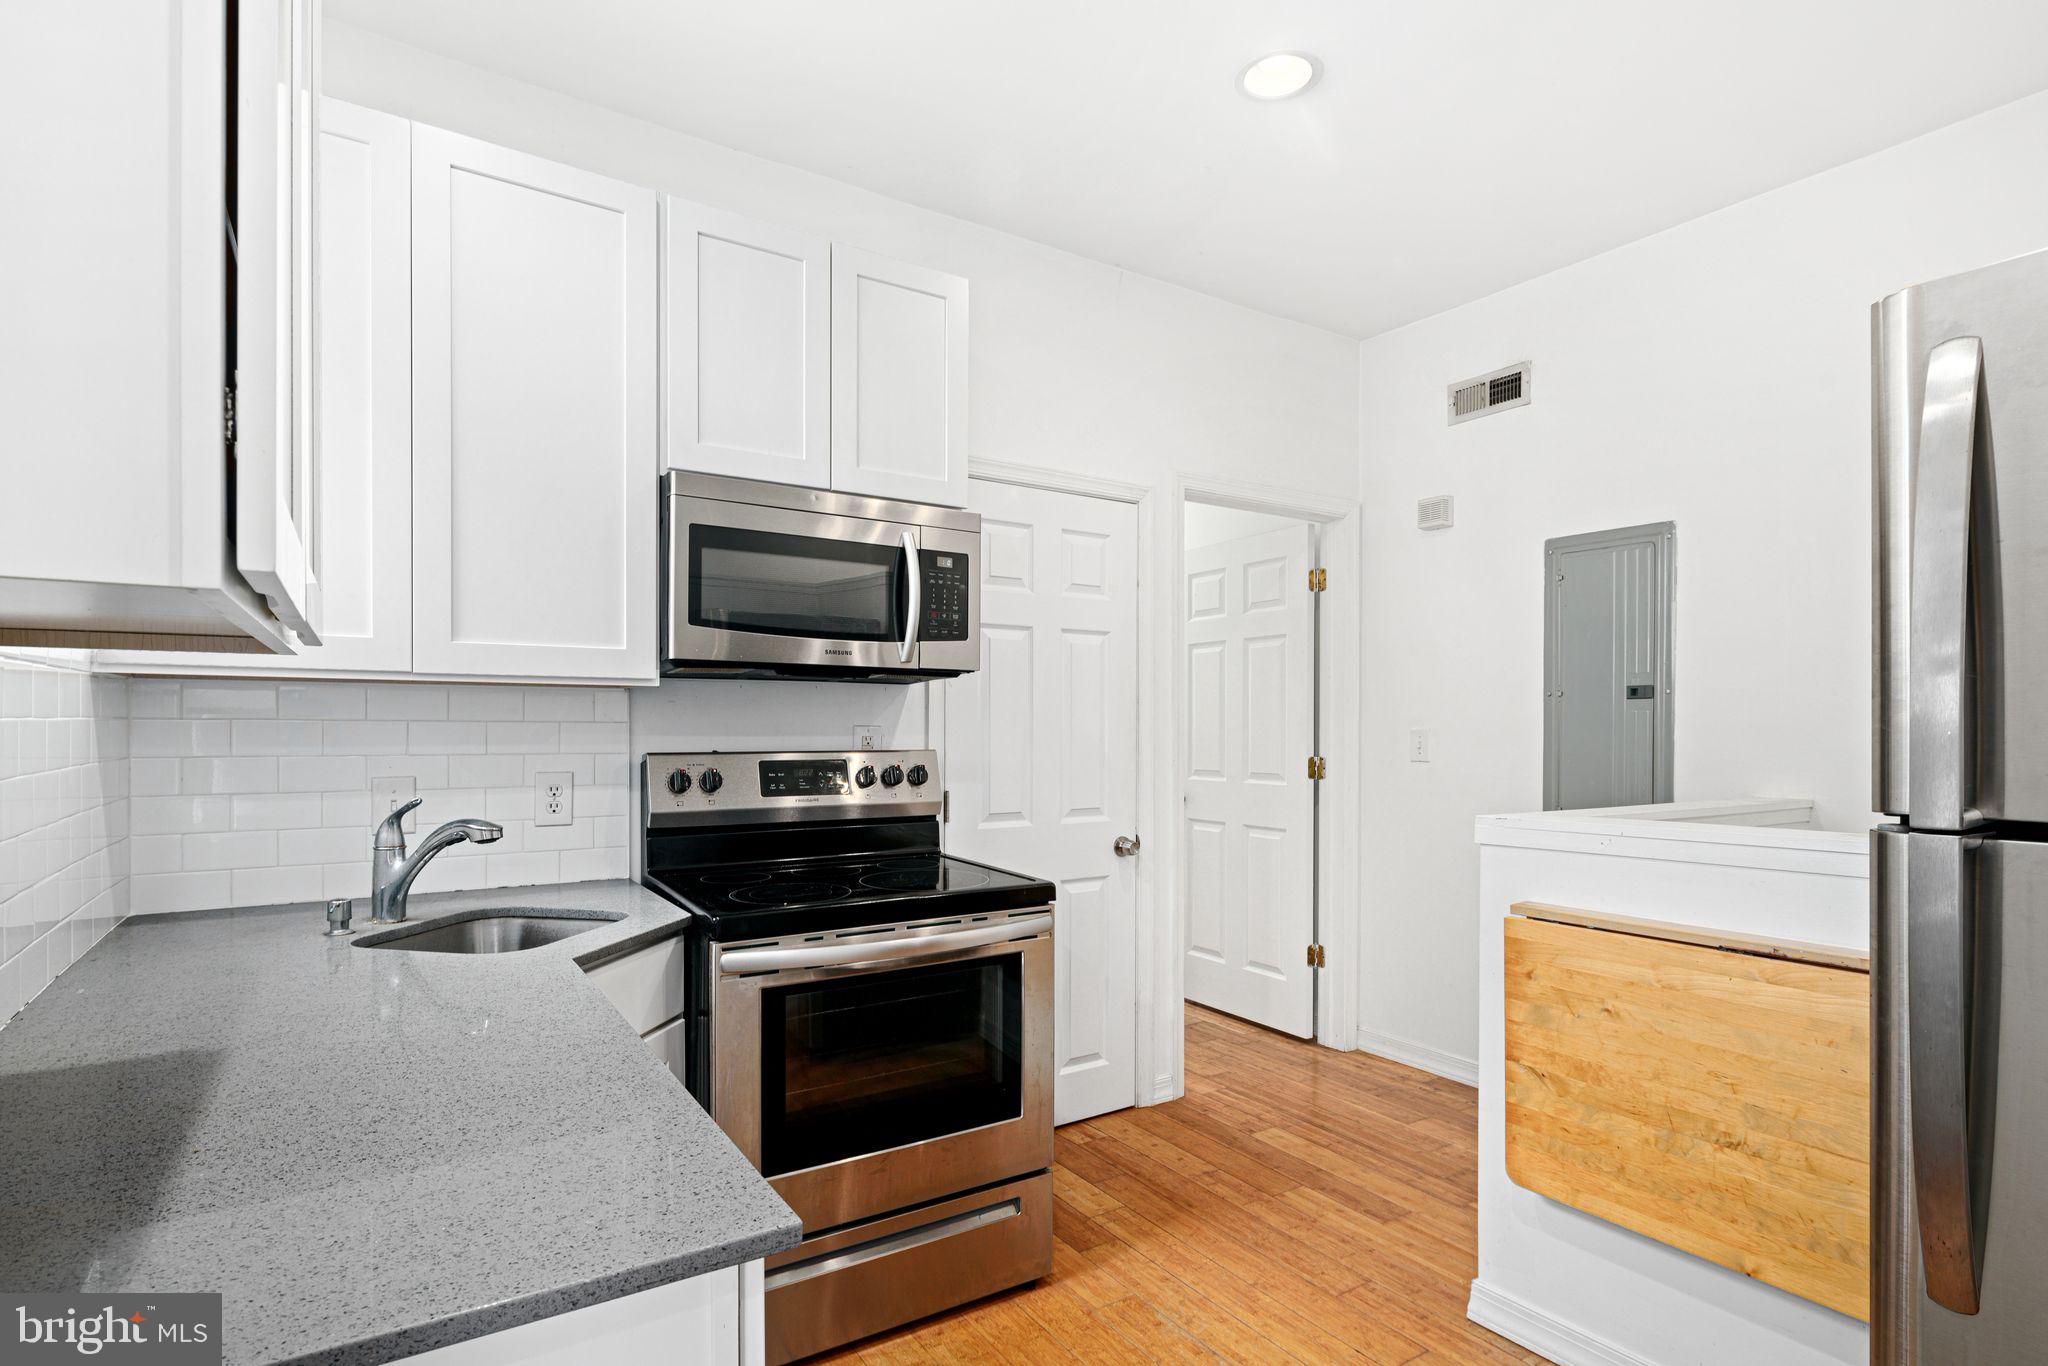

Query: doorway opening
[1543,521,1676,810]
[1179,500,1325,1040]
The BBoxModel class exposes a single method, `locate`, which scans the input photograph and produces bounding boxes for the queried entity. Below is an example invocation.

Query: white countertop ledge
[1475,797,1871,878]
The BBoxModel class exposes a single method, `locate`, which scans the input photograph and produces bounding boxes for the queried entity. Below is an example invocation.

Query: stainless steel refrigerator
[1873,245,2048,1364]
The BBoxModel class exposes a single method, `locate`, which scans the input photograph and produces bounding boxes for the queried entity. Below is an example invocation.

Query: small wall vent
[1417,495,1455,531]
[1447,361,1532,425]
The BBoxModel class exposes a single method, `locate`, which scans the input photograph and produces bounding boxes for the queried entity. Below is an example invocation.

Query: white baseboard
[1467,1280,1657,1366]
[1354,1025,1479,1087]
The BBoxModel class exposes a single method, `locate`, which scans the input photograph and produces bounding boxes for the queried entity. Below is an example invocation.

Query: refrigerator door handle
[1907,831,1985,1315]
[1908,336,1988,832]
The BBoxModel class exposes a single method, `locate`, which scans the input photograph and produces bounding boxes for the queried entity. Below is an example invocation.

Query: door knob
[1114,835,1141,857]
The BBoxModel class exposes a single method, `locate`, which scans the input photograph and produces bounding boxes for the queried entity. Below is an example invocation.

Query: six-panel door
[410,127,660,682]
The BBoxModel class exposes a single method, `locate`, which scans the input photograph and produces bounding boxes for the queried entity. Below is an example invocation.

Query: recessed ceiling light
[1239,52,1320,101]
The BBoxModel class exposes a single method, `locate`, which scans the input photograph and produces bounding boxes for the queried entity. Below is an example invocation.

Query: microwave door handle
[899,530,922,664]
[1908,335,1985,832]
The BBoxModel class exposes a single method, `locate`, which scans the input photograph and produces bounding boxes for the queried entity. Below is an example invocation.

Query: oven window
[689,524,904,641]
[760,955,1023,1177]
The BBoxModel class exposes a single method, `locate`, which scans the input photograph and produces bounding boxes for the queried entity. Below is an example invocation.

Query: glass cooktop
[645,851,1051,939]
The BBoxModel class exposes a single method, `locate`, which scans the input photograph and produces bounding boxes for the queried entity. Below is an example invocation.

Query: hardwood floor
[812,1005,1548,1364]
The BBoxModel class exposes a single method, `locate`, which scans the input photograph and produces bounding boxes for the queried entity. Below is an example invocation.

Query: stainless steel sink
[354,909,616,955]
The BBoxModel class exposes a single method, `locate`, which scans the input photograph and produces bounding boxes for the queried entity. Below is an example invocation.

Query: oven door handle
[719,913,1051,975]
[899,530,922,665]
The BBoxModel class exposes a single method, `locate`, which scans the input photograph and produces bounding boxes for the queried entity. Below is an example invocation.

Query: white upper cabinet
[829,245,970,508]
[0,0,315,654]
[410,127,659,683]
[232,0,324,645]
[96,98,414,678]
[663,199,830,489]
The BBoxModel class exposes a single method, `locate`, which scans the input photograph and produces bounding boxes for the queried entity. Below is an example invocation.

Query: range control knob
[880,764,905,788]
[854,765,878,789]
[698,768,724,796]
[666,768,691,795]
[906,764,930,787]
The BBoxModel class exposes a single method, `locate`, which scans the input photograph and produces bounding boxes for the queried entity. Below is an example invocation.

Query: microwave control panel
[919,549,971,642]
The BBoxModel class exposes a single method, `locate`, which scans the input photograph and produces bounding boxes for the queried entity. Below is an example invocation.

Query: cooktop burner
[860,865,991,892]
[726,880,851,907]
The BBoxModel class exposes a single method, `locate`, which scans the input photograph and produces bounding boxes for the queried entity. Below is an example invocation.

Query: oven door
[668,494,918,673]
[711,915,1053,1231]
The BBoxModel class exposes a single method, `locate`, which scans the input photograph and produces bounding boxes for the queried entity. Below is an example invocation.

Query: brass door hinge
[1306,943,1326,969]
[1307,755,1326,780]
[1308,567,1327,592]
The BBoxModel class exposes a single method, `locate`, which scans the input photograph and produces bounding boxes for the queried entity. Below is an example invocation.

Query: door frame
[1168,476,1362,1099]
[933,461,1362,1111]
[1542,520,1676,810]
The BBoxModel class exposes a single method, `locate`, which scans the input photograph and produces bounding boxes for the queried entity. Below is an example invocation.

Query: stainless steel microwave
[663,472,980,681]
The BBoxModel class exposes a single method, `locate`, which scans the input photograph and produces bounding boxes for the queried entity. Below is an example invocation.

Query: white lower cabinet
[394,1261,764,1366]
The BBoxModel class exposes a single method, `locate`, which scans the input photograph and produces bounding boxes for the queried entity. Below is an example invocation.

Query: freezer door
[1881,828,2048,1363]
[1874,247,2048,822]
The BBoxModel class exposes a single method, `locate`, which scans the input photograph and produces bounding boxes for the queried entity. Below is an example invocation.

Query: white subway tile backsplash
[407,721,487,754]
[522,687,595,722]
[365,684,448,721]
[182,682,277,719]
[231,719,324,756]
[3,652,133,1026]
[277,756,369,793]
[183,830,277,871]
[113,679,631,918]
[448,754,526,789]
[179,756,279,795]
[447,687,524,722]
[322,720,408,754]
[485,722,559,754]
[278,683,367,720]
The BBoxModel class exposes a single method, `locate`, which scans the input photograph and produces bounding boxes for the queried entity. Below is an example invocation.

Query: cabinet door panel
[829,245,968,508]
[664,200,829,488]
[233,0,323,643]
[94,98,412,678]
[411,126,657,682]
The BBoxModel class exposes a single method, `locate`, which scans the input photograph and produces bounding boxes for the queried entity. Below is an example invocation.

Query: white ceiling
[328,0,2048,338]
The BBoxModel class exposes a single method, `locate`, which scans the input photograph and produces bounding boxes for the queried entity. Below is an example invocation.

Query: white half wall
[1355,91,2048,1071]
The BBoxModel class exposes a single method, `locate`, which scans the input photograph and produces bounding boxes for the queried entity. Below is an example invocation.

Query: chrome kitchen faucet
[369,798,502,923]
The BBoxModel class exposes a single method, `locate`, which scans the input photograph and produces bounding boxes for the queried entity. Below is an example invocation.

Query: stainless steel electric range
[640,748,1054,1364]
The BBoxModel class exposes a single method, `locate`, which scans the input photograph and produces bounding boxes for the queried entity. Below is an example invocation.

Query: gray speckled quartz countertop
[0,880,800,1366]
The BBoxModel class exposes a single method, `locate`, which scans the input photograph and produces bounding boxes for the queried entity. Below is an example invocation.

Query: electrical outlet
[1408,728,1431,763]
[536,771,573,827]
[853,726,882,751]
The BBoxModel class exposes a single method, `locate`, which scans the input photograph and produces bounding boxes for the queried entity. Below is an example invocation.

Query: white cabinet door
[1182,525,1316,1038]
[829,246,969,508]
[93,98,413,678]
[664,200,829,489]
[233,0,323,644]
[943,480,1139,1124]
[411,126,659,682]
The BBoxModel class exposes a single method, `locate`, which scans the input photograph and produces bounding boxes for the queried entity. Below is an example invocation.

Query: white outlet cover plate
[1409,728,1431,763]
[854,725,883,750]
[535,771,574,827]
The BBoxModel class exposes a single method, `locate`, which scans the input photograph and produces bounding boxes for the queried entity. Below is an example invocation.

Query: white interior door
[1182,524,1316,1038]
[943,481,1139,1125]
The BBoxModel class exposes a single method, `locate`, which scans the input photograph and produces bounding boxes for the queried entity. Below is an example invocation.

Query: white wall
[1356,91,2048,1072]
[1,650,128,1028]
[123,680,631,914]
